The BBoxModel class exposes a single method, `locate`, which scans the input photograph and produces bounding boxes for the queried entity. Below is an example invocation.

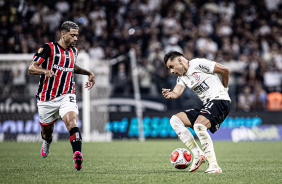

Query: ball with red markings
[170,148,192,169]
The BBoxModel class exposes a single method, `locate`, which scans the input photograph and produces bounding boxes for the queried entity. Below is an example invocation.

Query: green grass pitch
[0,140,281,184]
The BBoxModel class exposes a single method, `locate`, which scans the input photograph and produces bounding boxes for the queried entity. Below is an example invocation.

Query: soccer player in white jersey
[162,51,231,173]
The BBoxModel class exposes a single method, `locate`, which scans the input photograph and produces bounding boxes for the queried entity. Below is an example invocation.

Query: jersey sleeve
[191,58,216,74]
[33,44,51,64]
[176,77,186,87]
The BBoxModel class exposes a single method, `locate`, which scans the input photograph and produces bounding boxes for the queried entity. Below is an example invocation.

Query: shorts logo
[200,109,211,114]
[38,48,43,54]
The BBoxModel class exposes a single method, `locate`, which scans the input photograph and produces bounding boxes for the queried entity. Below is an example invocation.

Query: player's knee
[41,132,53,140]
[194,123,207,132]
[66,115,78,125]
[170,115,185,130]
[68,122,78,131]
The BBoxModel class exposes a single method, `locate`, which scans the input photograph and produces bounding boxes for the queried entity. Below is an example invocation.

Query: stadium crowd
[0,0,282,111]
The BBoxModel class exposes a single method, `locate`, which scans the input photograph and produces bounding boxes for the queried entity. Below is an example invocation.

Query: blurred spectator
[237,86,256,112]
[267,92,282,111]
[112,63,130,95]
[137,57,155,94]
[1,0,282,111]
[196,33,218,60]
[147,42,168,94]
[263,60,281,92]
[43,9,62,32]
[164,36,183,54]
[55,0,70,14]
[11,61,27,97]
[254,83,268,110]
[89,40,105,60]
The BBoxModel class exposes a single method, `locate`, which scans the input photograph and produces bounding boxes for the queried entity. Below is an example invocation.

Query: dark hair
[60,21,79,32]
[163,51,184,64]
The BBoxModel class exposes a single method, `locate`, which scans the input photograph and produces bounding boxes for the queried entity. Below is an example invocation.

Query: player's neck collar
[57,41,69,51]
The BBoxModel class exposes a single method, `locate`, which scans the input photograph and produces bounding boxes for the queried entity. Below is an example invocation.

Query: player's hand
[44,70,56,77]
[85,72,95,90]
[162,88,171,99]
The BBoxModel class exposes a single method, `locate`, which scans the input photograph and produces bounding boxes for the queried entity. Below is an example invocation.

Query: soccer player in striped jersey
[162,51,231,173]
[28,21,95,171]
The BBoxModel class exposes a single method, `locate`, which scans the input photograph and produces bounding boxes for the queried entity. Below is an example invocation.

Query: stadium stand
[0,0,281,111]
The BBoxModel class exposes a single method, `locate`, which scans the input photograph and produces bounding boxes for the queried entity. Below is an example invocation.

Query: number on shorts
[69,96,75,103]
[205,102,214,109]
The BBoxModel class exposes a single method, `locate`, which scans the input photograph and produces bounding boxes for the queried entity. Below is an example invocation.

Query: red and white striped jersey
[33,42,78,101]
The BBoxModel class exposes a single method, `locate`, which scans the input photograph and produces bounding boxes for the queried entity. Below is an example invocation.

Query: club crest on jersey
[37,48,43,54]
[193,72,200,82]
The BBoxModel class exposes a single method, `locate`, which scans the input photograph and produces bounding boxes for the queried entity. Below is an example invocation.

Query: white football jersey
[177,58,231,103]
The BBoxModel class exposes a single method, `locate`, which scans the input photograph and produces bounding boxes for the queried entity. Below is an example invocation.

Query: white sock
[194,124,218,166]
[170,115,202,156]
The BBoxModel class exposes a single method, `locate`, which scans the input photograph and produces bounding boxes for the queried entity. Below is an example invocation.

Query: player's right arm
[28,61,56,77]
[28,44,56,77]
[162,84,185,100]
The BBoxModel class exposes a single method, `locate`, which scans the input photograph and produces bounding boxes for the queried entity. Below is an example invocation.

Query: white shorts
[37,94,79,125]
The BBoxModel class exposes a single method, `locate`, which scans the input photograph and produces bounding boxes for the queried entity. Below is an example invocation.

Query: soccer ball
[170,148,192,169]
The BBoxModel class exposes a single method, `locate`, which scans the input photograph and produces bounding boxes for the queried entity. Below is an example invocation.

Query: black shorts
[183,100,231,133]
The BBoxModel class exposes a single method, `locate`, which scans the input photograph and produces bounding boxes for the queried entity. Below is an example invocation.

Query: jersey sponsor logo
[193,80,210,94]
[193,72,200,82]
[38,48,43,54]
[199,65,210,72]
[53,64,74,72]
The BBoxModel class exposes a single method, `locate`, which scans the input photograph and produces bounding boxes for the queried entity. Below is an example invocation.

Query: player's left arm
[162,84,186,100]
[213,63,229,88]
[74,64,95,90]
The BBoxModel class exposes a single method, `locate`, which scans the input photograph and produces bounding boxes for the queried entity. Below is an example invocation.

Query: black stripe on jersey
[37,59,48,98]
[71,47,77,56]
[68,48,77,93]
[45,44,60,101]
[57,50,70,96]
[68,75,73,93]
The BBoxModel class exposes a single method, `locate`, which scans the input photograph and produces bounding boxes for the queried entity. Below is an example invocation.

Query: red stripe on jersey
[33,56,44,63]
[41,42,54,101]
[62,49,75,94]
[50,46,65,98]
[38,57,45,64]
[71,80,75,94]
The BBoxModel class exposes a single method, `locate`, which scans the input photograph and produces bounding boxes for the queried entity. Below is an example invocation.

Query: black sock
[41,131,52,143]
[69,127,82,153]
